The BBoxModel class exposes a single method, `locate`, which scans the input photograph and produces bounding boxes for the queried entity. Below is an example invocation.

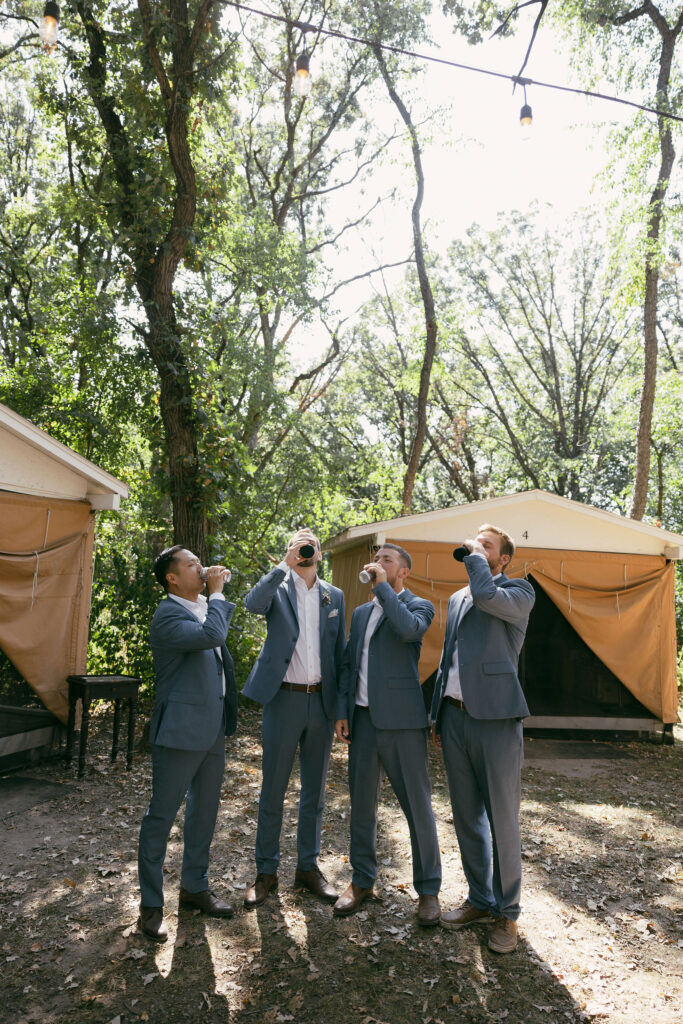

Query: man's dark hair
[154,545,185,591]
[377,542,412,570]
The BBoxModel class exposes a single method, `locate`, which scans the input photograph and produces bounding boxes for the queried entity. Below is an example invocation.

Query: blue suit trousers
[440,703,523,920]
[138,725,225,907]
[348,707,441,895]
[255,688,334,874]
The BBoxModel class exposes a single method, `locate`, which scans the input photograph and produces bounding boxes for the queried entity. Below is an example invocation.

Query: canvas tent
[325,490,682,732]
[0,402,129,761]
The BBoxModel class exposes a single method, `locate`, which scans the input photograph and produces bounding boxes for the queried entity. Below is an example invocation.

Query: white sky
[290,5,637,360]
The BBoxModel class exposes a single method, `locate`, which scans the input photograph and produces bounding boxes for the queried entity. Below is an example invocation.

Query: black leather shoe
[294,867,338,902]
[333,882,373,917]
[244,873,278,908]
[138,905,168,942]
[179,887,234,917]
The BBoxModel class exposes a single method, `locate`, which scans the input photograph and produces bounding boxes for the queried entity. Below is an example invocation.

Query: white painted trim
[325,488,683,553]
[0,402,128,500]
[524,716,661,732]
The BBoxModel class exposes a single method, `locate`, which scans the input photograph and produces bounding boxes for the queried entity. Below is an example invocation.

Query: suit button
[284,658,290,664]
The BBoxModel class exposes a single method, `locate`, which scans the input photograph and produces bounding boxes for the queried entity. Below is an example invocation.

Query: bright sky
[291,4,636,356]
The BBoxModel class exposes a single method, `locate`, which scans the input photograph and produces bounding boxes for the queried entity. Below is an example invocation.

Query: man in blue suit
[431,524,535,954]
[137,546,238,942]
[334,544,441,926]
[242,529,345,907]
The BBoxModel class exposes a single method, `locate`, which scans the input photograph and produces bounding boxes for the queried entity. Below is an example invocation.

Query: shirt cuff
[276,560,289,574]
[208,592,226,602]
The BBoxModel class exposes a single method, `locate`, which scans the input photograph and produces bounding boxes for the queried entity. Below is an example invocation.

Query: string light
[520,84,532,139]
[39,1,60,51]
[293,50,312,98]
[220,1,683,127]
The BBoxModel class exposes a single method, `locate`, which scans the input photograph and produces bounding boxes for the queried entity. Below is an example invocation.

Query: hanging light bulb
[519,85,533,140]
[293,51,312,99]
[39,2,60,50]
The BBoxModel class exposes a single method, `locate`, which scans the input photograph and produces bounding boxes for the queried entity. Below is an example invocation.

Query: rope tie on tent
[567,583,572,613]
[30,550,40,610]
[616,591,621,620]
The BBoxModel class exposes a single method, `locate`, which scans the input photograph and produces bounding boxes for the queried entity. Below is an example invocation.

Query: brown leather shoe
[179,887,234,917]
[488,916,518,953]
[333,882,373,917]
[294,867,338,902]
[440,899,495,931]
[244,872,278,909]
[138,905,168,943]
[417,893,441,927]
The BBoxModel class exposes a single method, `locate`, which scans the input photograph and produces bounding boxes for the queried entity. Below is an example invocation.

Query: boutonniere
[320,584,331,606]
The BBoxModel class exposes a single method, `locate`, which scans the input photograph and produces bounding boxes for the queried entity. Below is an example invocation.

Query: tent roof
[325,489,683,559]
[0,402,129,511]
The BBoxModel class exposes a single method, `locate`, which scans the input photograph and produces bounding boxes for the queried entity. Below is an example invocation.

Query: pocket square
[327,608,339,618]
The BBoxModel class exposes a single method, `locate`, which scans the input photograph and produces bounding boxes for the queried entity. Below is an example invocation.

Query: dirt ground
[1,704,682,1024]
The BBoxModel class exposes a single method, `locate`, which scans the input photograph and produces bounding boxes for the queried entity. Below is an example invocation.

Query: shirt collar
[168,592,207,613]
[292,571,319,592]
[372,587,404,606]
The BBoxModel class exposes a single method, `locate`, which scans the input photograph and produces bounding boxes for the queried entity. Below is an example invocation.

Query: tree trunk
[373,47,438,516]
[628,5,681,519]
[75,0,214,559]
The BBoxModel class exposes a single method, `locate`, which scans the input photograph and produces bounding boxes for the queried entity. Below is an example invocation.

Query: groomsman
[138,546,237,942]
[334,544,441,925]
[242,530,346,907]
[432,524,534,953]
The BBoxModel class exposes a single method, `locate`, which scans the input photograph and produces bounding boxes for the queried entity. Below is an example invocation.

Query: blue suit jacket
[337,583,434,732]
[431,554,535,725]
[242,567,346,721]
[149,596,238,750]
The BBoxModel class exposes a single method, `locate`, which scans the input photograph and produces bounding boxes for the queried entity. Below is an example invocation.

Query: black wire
[220,0,683,126]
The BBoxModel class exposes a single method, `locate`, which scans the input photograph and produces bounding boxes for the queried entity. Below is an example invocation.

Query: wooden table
[65,675,141,779]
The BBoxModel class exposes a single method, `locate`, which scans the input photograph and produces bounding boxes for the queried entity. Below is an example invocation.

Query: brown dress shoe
[138,905,168,943]
[179,887,234,917]
[488,916,518,953]
[417,893,441,927]
[244,872,278,908]
[333,882,373,917]
[440,899,495,931]
[294,867,338,902]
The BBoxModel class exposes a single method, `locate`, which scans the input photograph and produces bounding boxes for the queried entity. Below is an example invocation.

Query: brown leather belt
[444,696,467,711]
[281,682,322,693]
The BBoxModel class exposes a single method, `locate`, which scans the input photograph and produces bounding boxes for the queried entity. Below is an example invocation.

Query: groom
[137,545,238,941]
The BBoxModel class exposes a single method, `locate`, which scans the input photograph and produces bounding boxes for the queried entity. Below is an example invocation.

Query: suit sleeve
[151,599,234,651]
[371,582,434,641]
[466,554,535,623]
[336,613,356,720]
[244,566,287,615]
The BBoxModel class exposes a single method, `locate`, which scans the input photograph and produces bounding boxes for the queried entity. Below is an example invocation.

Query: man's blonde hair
[478,523,515,561]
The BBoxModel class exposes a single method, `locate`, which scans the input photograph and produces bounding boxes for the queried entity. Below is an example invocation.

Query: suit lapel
[318,581,331,647]
[285,571,299,624]
[355,602,374,665]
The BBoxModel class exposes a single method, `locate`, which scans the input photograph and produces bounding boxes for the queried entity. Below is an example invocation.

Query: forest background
[1,0,682,698]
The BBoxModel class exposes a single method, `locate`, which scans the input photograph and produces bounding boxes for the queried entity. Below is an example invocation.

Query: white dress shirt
[283,571,322,685]
[168,591,226,695]
[355,589,405,707]
[444,570,503,701]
